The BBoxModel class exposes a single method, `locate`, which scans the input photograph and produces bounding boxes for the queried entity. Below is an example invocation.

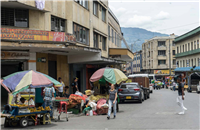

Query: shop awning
[109,48,135,62]
[194,66,200,72]
[174,67,193,72]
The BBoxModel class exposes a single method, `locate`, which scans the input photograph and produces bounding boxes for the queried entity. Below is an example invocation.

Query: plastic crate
[67,108,79,114]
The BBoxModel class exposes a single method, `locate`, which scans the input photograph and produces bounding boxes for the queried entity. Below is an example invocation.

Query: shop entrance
[76,71,81,92]
[48,61,57,80]
[1,60,27,109]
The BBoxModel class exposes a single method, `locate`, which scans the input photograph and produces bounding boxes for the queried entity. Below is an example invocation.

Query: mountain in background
[121,27,169,52]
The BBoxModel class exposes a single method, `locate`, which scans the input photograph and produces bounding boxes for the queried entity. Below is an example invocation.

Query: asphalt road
[2,89,200,130]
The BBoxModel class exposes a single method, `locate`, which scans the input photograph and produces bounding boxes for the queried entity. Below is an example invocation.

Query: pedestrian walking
[107,84,117,120]
[173,81,176,91]
[43,86,55,118]
[176,78,187,115]
[72,77,79,94]
[57,77,64,97]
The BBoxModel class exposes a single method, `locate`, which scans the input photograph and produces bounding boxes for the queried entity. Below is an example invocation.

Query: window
[195,58,196,66]
[158,60,166,65]
[158,41,166,46]
[198,58,200,66]
[112,29,114,43]
[173,50,175,55]
[93,1,98,17]
[108,25,110,40]
[173,59,176,65]
[183,45,184,52]
[194,41,196,50]
[100,35,102,42]
[191,59,193,66]
[172,41,175,46]
[188,59,190,67]
[102,36,106,50]
[188,43,190,51]
[180,46,181,53]
[183,60,185,67]
[197,40,199,49]
[74,0,88,9]
[191,42,193,50]
[115,32,116,45]
[180,61,182,67]
[51,16,65,32]
[177,47,179,54]
[102,6,106,22]
[1,8,29,27]
[177,61,179,67]
[93,32,98,48]
[158,50,166,56]
[185,44,187,51]
[73,23,89,44]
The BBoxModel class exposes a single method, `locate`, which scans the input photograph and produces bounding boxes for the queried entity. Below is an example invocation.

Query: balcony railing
[175,48,200,58]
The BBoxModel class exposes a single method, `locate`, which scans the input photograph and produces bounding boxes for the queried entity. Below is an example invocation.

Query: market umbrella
[90,68,128,84]
[1,70,62,95]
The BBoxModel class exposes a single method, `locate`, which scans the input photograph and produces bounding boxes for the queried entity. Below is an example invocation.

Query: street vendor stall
[87,67,128,115]
[0,70,62,128]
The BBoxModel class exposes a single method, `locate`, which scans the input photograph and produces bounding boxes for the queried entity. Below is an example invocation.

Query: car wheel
[139,96,142,103]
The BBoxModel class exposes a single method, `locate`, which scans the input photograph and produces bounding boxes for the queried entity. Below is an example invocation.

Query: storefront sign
[154,70,174,75]
[1,28,65,42]
[37,57,46,63]
[1,51,29,59]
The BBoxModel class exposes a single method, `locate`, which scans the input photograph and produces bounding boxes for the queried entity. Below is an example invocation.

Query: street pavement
[1,89,200,130]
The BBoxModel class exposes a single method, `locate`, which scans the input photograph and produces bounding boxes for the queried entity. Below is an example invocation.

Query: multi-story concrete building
[1,0,133,106]
[132,50,142,73]
[142,34,176,75]
[174,26,200,69]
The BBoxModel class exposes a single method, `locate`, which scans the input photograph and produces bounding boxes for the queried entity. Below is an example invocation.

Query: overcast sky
[108,0,199,36]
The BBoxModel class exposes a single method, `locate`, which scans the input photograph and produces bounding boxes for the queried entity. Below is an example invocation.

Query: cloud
[125,15,152,27]
[154,11,170,20]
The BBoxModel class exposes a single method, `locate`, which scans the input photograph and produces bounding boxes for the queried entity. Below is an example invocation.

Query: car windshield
[121,84,138,89]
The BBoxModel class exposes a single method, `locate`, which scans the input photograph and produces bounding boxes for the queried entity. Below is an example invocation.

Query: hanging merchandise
[35,0,45,10]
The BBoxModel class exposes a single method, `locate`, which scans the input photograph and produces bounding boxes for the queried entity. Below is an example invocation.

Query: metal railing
[175,48,200,57]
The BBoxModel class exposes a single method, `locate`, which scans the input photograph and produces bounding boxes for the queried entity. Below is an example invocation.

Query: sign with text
[1,28,65,42]
[154,70,174,75]
[1,51,29,59]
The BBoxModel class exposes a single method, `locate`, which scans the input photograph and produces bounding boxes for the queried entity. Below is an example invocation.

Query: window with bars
[173,50,175,55]
[74,0,88,9]
[102,36,106,51]
[158,41,166,46]
[1,8,28,27]
[173,59,176,65]
[93,32,98,48]
[112,29,114,43]
[158,60,166,65]
[51,16,65,32]
[73,23,89,45]
[197,40,199,49]
[188,43,190,51]
[194,41,196,50]
[93,1,98,17]
[108,25,110,41]
[158,50,166,56]
[102,6,106,22]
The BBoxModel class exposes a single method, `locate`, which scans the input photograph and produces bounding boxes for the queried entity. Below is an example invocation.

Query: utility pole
[169,37,171,76]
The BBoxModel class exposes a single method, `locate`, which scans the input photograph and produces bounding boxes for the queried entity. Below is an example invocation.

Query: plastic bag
[75,91,83,96]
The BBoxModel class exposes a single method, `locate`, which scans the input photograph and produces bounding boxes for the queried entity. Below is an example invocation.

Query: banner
[1,28,65,42]
[154,70,174,75]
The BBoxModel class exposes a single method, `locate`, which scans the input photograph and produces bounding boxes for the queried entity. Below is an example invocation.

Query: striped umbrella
[90,68,128,84]
[1,70,61,95]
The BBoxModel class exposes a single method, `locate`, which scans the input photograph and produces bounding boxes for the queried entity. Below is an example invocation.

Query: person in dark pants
[64,86,70,98]
[71,77,79,94]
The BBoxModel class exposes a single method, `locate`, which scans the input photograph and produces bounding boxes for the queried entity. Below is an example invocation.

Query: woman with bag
[107,84,117,120]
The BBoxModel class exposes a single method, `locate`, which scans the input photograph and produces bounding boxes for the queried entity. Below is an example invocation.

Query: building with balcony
[142,34,176,76]
[1,0,134,107]
[174,26,200,71]
[132,50,142,73]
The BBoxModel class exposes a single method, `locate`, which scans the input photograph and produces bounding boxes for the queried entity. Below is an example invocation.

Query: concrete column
[28,52,36,71]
